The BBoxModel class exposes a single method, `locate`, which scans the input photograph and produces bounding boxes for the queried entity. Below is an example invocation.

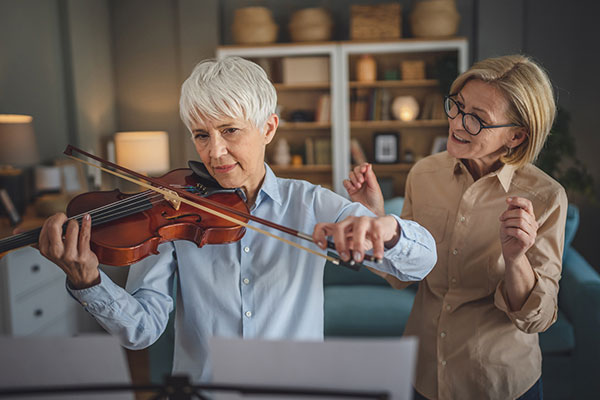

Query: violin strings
[0,190,168,251]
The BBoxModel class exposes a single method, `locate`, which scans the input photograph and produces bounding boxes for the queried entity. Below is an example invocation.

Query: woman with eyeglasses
[346,55,567,400]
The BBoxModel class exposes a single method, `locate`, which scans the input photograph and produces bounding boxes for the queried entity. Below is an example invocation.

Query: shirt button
[460,216,466,222]
[452,249,458,255]
[244,246,250,253]
[243,278,250,285]
[245,311,252,318]
[441,360,447,366]
[440,331,447,338]
[446,304,451,311]
[451,277,457,284]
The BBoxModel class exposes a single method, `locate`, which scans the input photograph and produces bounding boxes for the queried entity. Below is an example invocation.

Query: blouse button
[452,249,458,256]
[440,331,447,338]
[243,278,250,285]
[445,304,451,311]
[244,246,250,253]
[441,360,447,366]
[460,216,466,222]
[245,311,252,318]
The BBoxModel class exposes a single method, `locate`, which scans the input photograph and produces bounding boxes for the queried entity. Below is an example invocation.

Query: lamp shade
[0,114,40,167]
[114,131,170,175]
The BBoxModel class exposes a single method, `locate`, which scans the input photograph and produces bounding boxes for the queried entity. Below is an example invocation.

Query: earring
[506,146,513,157]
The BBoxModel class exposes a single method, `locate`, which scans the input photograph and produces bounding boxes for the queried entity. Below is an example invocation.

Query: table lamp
[0,114,40,219]
[0,114,39,167]
[114,131,170,176]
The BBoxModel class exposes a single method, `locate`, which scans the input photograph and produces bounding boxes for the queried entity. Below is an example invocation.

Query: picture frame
[431,136,448,155]
[373,132,399,163]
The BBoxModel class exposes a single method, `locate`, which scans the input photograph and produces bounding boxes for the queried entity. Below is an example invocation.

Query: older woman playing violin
[346,55,567,400]
[37,56,436,382]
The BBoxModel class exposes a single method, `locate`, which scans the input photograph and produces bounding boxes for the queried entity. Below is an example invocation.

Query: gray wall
[1,0,599,268]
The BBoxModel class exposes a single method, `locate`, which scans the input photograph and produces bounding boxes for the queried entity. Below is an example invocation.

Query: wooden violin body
[67,168,249,266]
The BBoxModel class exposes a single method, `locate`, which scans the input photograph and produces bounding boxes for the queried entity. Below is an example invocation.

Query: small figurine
[272,138,291,166]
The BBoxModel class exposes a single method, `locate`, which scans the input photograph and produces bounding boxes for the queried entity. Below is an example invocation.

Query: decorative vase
[231,7,278,45]
[288,7,333,42]
[356,54,377,82]
[410,0,460,38]
[272,139,291,166]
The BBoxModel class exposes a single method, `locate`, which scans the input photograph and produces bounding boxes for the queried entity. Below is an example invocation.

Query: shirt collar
[451,157,516,192]
[254,163,282,208]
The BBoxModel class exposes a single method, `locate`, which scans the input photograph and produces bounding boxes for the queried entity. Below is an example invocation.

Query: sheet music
[210,336,418,400]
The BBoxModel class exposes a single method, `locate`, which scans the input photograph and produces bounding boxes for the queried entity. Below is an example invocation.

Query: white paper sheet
[210,336,418,400]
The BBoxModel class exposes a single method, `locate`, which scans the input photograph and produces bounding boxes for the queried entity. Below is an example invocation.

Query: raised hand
[343,163,385,216]
[499,197,538,264]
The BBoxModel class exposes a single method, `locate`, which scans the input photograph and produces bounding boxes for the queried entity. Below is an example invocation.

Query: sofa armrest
[558,247,600,398]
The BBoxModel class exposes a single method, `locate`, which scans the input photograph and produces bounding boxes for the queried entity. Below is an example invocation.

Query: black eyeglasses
[444,95,519,136]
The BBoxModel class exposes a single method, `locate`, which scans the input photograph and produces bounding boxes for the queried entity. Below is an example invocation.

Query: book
[350,139,368,165]
[314,138,331,165]
[304,137,315,165]
[315,94,331,123]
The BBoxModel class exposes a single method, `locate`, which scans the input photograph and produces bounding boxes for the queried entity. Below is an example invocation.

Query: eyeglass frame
[444,95,519,136]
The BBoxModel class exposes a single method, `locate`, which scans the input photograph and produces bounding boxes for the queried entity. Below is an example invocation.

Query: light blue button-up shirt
[68,165,436,382]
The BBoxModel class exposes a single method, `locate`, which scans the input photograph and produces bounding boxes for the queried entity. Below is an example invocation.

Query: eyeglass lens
[444,97,481,135]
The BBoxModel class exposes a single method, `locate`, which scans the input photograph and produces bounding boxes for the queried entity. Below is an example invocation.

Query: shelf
[349,79,439,89]
[278,122,332,130]
[274,82,330,91]
[350,120,448,129]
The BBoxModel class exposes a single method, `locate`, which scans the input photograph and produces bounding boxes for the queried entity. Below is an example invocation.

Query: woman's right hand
[38,213,100,289]
[343,163,385,216]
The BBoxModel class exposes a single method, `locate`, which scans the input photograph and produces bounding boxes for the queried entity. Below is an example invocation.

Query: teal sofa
[324,200,600,400]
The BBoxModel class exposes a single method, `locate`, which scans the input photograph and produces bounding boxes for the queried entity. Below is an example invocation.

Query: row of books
[350,89,446,121]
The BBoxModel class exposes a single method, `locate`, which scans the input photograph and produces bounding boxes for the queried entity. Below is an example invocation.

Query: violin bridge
[163,190,181,210]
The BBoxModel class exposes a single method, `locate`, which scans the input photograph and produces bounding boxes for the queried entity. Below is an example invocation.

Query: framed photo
[431,136,448,155]
[373,132,399,163]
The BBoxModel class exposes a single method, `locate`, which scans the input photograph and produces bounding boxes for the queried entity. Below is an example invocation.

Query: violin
[0,167,249,266]
[0,145,380,270]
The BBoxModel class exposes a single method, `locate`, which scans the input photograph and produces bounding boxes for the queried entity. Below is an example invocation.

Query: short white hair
[179,56,277,132]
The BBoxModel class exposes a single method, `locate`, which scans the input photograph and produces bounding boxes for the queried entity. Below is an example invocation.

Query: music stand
[0,334,133,400]
[209,336,418,400]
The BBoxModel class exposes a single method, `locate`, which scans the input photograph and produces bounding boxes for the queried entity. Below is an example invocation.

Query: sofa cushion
[563,204,579,260]
[539,309,575,355]
[324,285,416,337]
[323,259,392,286]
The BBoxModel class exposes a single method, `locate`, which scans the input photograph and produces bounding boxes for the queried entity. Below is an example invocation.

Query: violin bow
[65,145,383,270]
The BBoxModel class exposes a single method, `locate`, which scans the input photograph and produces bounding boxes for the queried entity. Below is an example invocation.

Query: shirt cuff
[494,270,546,321]
[65,270,122,313]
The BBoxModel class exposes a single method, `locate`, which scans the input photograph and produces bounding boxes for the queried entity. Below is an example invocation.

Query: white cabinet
[217,39,468,197]
[0,247,79,336]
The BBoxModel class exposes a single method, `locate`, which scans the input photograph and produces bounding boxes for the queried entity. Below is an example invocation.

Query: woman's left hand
[499,197,538,264]
[312,215,400,263]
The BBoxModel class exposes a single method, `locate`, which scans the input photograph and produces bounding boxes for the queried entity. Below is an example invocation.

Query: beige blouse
[387,151,567,400]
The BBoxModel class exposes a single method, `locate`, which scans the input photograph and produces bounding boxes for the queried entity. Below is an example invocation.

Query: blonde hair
[179,57,277,133]
[450,54,556,168]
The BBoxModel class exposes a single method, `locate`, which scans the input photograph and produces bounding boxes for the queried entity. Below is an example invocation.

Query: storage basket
[350,3,402,40]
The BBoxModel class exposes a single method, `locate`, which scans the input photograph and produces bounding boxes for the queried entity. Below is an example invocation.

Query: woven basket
[351,3,402,40]
[289,7,333,42]
[231,7,278,44]
[410,0,460,38]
